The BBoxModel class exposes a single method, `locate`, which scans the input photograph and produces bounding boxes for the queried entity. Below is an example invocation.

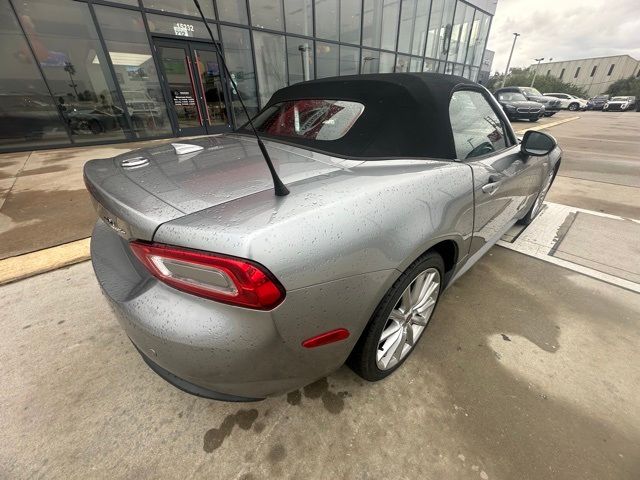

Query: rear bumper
[90,221,396,399]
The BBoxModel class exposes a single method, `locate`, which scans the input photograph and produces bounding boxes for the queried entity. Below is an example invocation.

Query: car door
[449,89,546,257]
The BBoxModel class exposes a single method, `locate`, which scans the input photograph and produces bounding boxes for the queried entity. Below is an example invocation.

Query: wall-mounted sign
[173,23,195,37]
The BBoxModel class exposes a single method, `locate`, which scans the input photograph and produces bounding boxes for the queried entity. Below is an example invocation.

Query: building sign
[173,23,195,37]
[171,90,196,106]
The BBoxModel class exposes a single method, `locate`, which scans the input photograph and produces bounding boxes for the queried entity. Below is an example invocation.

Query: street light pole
[500,32,520,87]
[530,57,544,87]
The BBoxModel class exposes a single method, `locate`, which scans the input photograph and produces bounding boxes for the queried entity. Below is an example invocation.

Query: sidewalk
[0,137,205,261]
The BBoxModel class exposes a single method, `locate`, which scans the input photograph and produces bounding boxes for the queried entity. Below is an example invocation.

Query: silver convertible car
[86,73,561,401]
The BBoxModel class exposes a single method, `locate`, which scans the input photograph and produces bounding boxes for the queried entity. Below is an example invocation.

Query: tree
[486,68,588,98]
[605,76,640,97]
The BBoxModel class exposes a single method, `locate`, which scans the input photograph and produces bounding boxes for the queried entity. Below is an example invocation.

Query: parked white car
[544,93,588,111]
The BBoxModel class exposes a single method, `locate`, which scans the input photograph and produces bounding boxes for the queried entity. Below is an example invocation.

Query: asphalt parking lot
[1,111,639,479]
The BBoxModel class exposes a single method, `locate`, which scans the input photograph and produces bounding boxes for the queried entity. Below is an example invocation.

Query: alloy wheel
[376,268,441,370]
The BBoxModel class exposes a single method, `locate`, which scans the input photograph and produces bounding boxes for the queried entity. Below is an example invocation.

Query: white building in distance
[529,55,640,97]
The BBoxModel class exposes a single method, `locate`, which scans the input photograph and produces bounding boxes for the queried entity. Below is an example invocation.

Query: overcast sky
[486,0,640,74]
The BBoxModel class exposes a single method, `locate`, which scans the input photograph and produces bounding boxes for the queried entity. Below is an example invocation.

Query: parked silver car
[86,73,562,401]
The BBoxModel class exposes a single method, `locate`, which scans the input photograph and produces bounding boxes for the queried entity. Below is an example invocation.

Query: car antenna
[192,0,289,196]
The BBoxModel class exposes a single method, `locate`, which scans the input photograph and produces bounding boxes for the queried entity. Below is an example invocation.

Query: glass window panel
[316,42,339,78]
[146,14,218,39]
[220,26,258,125]
[410,56,422,71]
[396,0,415,54]
[361,48,379,74]
[468,66,479,81]
[379,51,395,72]
[411,0,429,56]
[315,0,339,40]
[425,0,456,63]
[0,0,70,148]
[106,0,138,6]
[395,54,410,72]
[423,58,438,72]
[142,0,215,18]
[250,0,284,31]
[340,0,361,44]
[362,0,382,48]
[14,0,128,143]
[449,2,473,64]
[217,0,249,24]
[339,45,359,75]
[253,31,286,107]
[449,90,507,160]
[362,0,399,50]
[467,11,489,67]
[284,0,312,36]
[287,37,314,84]
[95,5,171,139]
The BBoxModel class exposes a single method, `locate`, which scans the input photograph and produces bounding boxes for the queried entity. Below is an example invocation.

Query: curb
[0,238,91,286]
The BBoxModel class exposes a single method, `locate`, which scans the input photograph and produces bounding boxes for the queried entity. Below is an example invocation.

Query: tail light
[129,242,285,310]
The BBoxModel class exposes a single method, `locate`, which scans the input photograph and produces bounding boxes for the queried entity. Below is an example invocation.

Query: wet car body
[86,73,562,401]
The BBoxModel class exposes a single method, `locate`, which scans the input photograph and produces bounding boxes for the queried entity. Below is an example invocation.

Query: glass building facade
[0,0,494,152]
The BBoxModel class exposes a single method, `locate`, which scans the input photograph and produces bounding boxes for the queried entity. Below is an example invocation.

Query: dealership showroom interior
[1,0,639,479]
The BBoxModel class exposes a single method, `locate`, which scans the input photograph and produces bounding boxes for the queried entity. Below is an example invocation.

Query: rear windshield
[250,99,365,141]
[611,96,629,101]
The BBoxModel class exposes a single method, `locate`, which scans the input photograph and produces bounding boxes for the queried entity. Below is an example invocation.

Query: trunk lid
[84,135,359,240]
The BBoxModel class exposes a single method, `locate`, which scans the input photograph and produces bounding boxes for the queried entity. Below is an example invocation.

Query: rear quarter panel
[154,159,474,290]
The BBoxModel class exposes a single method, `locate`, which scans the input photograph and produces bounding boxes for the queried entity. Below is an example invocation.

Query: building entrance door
[154,38,232,136]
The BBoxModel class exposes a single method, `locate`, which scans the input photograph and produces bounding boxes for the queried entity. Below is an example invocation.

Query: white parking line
[498,202,640,293]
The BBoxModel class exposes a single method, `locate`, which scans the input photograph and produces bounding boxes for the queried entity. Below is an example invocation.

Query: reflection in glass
[142,0,215,18]
[284,0,312,36]
[340,0,362,44]
[395,54,410,72]
[467,11,490,67]
[220,26,258,125]
[340,46,360,75]
[157,45,201,130]
[361,49,380,74]
[423,58,438,72]
[250,0,284,31]
[396,0,415,53]
[0,0,70,148]
[316,42,339,78]
[425,0,456,64]
[362,0,400,51]
[95,5,171,138]
[253,31,286,107]
[315,0,339,40]
[379,51,395,72]
[217,0,249,24]
[449,1,474,64]
[14,0,128,143]
[287,37,314,85]
[194,49,230,126]
[411,0,430,56]
[410,56,422,72]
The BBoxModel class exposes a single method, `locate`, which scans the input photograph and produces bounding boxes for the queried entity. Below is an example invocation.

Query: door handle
[482,176,501,195]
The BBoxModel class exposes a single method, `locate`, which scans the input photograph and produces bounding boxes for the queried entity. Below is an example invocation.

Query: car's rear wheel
[348,253,444,381]
[568,102,579,111]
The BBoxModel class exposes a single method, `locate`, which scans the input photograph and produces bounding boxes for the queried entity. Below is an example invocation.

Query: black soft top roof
[251,72,476,160]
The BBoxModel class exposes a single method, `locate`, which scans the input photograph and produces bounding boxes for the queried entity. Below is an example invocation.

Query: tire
[568,102,579,111]
[518,163,559,225]
[348,252,444,381]
[529,116,539,122]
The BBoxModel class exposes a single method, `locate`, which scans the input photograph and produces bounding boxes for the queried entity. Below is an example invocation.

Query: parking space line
[514,116,580,134]
[498,202,640,294]
[0,238,90,286]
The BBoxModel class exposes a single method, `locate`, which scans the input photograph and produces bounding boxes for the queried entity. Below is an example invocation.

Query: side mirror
[521,130,557,156]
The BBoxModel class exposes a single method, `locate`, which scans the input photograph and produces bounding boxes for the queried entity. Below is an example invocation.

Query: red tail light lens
[129,242,285,310]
